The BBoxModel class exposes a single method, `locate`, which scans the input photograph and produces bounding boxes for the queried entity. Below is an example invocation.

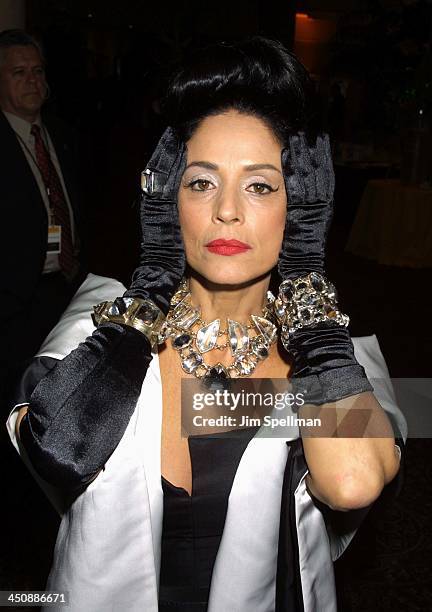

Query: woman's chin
[186,265,272,289]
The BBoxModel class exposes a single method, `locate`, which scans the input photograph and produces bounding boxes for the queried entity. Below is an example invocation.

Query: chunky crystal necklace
[158,279,278,383]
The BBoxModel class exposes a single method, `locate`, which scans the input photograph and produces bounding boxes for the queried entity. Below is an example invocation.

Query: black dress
[158,427,259,611]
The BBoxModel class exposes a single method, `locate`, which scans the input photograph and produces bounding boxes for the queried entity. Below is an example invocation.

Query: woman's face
[178,110,287,286]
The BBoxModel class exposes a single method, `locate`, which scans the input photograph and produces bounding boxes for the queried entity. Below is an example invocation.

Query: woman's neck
[187,273,271,323]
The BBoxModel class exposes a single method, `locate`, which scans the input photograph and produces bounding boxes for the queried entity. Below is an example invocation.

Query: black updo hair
[162,36,319,146]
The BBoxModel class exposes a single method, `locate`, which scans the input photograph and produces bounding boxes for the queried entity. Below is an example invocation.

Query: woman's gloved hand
[277,132,372,404]
[124,126,187,314]
[279,132,334,278]
[20,128,187,488]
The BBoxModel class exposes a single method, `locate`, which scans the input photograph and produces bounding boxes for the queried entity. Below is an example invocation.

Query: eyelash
[248,182,279,194]
[186,179,278,194]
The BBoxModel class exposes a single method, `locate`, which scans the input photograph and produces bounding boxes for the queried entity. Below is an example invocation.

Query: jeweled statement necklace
[158,279,278,385]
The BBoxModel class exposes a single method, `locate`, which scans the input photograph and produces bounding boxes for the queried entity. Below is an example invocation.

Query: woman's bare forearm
[300,391,401,511]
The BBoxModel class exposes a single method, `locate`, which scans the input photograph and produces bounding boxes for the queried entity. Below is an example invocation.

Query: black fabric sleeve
[19,323,152,489]
[288,326,373,405]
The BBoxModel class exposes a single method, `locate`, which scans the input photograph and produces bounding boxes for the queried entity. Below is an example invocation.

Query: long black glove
[20,127,186,489]
[123,127,187,314]
[278,132,372,403]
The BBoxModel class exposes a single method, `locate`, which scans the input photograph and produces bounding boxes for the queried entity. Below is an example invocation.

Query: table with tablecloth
[346,179,432,267]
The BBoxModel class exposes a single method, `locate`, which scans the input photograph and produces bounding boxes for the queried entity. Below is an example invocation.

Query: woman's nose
[212,188,244,224]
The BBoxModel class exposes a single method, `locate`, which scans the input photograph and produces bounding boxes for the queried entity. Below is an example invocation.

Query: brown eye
[246,182,277,195]
[189,179,213,191]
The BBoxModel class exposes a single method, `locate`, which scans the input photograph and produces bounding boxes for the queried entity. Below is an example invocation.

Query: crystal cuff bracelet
[92,297,165,348]
[274,272,350,351]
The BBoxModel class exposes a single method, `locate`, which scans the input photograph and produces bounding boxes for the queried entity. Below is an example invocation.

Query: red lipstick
[205,239,251,256]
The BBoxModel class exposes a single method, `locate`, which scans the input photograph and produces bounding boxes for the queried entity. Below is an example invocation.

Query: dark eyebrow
[185,161,282,174]
[12,63,44,69]
[244,163,281,174]
[185,161,218,171]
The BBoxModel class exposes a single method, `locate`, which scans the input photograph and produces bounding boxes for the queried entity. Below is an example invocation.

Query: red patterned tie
[31,124,76,278]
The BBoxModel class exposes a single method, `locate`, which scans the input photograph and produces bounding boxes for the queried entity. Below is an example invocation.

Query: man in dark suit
[0,30,86,402]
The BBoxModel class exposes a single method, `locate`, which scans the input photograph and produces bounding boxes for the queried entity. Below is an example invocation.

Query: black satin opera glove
[279,133,334,278]
[19,128,187,489]
[124,126,187,315]
[20,324,152,488]
[279,132,372,402]
[284,326,372,404]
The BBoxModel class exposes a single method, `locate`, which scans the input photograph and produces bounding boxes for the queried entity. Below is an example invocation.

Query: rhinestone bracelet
[92,297,165,348]
[273,272,349,351]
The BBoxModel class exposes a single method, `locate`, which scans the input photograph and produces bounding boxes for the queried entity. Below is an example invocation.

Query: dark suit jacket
[0,111,86,397]
[0,110,83,320]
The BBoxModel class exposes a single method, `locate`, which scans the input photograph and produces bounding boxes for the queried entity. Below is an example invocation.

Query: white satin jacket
[6,274,407,612]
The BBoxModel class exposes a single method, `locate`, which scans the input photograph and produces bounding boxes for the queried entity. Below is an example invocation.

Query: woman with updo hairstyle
[8,37,405,611]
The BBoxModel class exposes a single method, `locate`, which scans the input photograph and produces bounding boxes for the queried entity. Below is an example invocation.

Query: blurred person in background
[0,29,85,404]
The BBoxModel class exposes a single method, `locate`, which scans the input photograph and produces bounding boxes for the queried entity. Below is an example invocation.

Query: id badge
[47,224,62,254]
